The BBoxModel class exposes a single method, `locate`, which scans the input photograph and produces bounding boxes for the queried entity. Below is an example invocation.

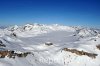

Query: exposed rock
[62,48,97,59]
[11,33,17,37]
[0,44,6,47]
[94,39,97,41]
[0,50,14,58]
[96,44,100,50]
[0,40,6,47]
[0,40,3,44]
[0,50,32,58]
[16,52,32,58]
[45,42,53,46]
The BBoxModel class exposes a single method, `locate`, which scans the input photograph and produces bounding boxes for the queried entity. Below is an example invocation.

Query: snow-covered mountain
[0,23,100,66]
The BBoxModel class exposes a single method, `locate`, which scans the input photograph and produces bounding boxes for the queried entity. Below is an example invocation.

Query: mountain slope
[0,24,100,66]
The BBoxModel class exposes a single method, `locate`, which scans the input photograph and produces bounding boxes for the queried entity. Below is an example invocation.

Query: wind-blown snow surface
[0,24,100,66]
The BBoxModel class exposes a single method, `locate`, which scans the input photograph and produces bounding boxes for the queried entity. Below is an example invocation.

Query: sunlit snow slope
[0,24,100,66]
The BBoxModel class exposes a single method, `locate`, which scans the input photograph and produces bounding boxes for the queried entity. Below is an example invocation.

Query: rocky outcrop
[96,44,100,50]
[62,48,97,59]
[0,50,33,58]
[45,42,53,46]
[0,40,6,47]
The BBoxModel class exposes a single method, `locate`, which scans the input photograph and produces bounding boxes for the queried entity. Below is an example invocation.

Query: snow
[0,24,100,66]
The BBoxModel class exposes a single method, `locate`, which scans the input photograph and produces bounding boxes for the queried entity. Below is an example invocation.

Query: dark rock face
[45,42,53,46]
[0,40,6,47]
[62,48,97,59]
[11,33,17,37]
[96,44,100,50]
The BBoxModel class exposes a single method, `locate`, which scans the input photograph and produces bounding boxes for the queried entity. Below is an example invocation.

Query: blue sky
[0,0,100,27]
